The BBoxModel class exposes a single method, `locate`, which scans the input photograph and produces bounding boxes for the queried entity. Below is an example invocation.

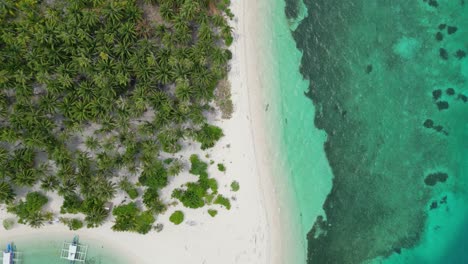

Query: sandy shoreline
[0,1,288,264]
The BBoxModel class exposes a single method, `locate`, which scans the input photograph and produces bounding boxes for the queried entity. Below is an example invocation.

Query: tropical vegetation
[0,0,236,232]
[169,210,184,225]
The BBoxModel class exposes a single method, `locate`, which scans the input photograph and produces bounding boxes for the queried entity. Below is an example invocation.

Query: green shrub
[60,194,82,214]
[169,211,184,225]
[231,181,240,192]
[172,188,205,209]
[127,188,139,199]
[0,182,15,204]
[208,209,217,217]
[139,161,168,189]
[164,158,174,164]
[214,195,231,210]
[167,159,183,176]
[81,200,108,228]
[135,211,155,234]
[217,163,226,172]
[3,218,14,230]
[195,124,223,150]
[208,178,218,193]
[205,193,215,204]
[8,192,48,226]
[143,188,167,214]
[189,155,208,176]
[119,178,139,199]
[68,219,83,230]
[112,203,155,234]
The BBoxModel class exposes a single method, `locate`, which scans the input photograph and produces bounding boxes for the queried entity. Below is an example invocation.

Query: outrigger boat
[2,243,14,264]
[60,236,87,263]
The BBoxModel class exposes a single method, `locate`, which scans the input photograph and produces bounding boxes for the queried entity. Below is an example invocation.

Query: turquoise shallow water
[273,0,468,263]
[262,0,334,261]
[1,236,127,264]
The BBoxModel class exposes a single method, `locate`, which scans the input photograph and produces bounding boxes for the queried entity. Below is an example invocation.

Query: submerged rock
[424,172,449,186]
[423,119,434,128]
[429,0,439,7]
[455,50,466,59]
[436,101,449,110]
[430,201,438,210]
[446,87,455,95]
[447,26,458,34]
[432,89,442,100]
[435,32,443,41]
[458,94,468,102]
[434,125,443,132]
[439,48,449,60]
[366,64,373,74]
[438,24,447,30]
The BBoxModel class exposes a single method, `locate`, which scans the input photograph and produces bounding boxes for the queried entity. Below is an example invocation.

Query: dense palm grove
[0,0,234,233]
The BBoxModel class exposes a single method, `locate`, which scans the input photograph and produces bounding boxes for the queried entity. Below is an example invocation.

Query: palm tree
[197,22,213,43]
[13,169,39,187]
[154,63,173,85]
[159,2,175,21]
[40,175,60,192]
[85,136,100,151]
[102,1,123,25]
[175,79,193,101]
[28,212,46,228]
[180,0,200,20]
[0,182,15,204]
[84,204,108,228]
[58,179,78,197]
[95,180,116,202]
[168,159,184,176]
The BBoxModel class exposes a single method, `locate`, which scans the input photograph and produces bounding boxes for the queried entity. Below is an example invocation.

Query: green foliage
[208,209,218,217]
[195,124,224,150]
[0,0,233,231]
[61,218,84,231]
[81,200,108,228]
[169,211,184,225]
[119,178,139,199]
[142,188,167,214]
[70,219,83,230]
[214,195,231,210]
[112,203,155,234]
[8,192,49,227]
[167,159,183,176]
[189,155,208,176]
[60,194,83,214]
[231,181,240,192]
[217,163,226,172]
[3,218,14,230]
[173,154,220,209]
[139,161,168,190]
[172,187,205,209]
[0,182,15,204]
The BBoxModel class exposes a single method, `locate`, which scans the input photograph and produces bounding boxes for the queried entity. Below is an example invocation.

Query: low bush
[214,195,231,210]
[169,211,184,225]
[208,209,217,217]
[195,124,223,150]
[231,181,240,192]
[3,218,14,230]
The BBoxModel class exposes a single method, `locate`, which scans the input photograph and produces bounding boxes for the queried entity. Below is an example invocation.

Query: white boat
[2,243,14,264]
[60,236,87,263]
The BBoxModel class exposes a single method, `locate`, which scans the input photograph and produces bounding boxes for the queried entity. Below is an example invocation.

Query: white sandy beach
[0,1,288,264]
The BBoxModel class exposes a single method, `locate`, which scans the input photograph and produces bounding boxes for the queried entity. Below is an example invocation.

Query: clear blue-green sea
[0,235,127,264]
[269,0,468,263]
